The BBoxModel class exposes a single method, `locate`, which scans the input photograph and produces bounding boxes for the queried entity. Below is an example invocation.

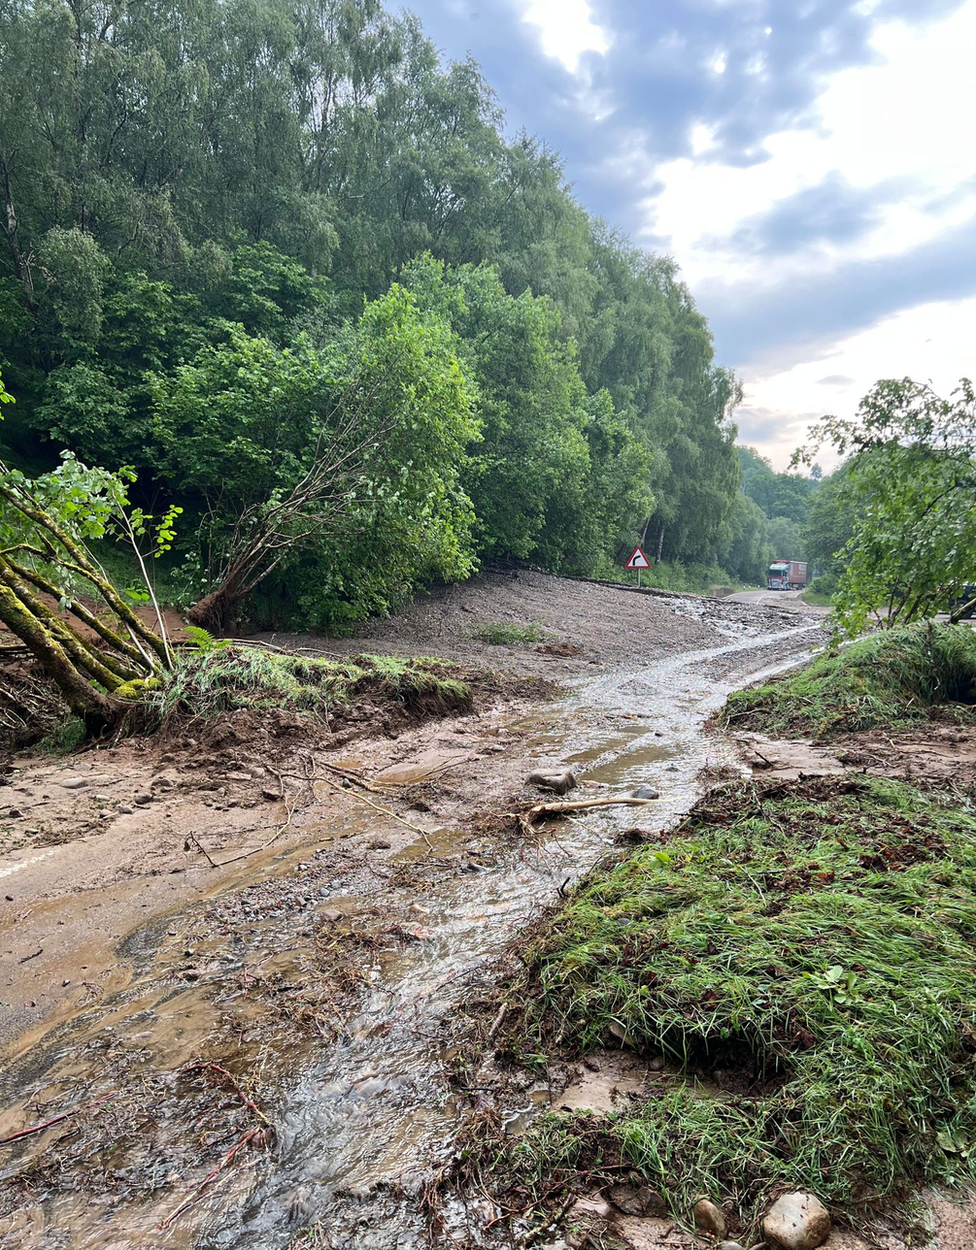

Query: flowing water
[199,625,822,1250]
[0,623,822,1249]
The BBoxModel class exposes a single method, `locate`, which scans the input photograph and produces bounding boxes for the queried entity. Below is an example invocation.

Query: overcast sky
[404,0,976,469]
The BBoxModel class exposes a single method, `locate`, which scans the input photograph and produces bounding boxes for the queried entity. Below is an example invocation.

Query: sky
[403,0,976,469]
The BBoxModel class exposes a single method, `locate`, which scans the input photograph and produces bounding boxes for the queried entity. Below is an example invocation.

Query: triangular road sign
[626,545,650,569]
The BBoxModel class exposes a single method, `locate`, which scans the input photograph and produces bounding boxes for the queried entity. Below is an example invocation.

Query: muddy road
[0,580,825,1249]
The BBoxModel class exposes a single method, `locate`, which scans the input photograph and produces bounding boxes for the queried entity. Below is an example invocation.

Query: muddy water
[0,624,821,1249]
[197,625,822,1250]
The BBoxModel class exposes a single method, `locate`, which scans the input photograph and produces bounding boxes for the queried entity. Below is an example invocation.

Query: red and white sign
[626,545,650,569]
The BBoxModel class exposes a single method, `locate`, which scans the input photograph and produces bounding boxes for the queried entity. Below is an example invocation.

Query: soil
[11,571,968,1250]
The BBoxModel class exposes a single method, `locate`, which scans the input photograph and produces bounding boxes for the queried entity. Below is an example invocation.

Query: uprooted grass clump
[151,646,472,723]
[502,775,976,1224]
[722,622,976,739]
[475,621,547,646]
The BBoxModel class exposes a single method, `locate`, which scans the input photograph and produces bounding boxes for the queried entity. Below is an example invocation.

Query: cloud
[517,0,611,73]
[817,375,855,386]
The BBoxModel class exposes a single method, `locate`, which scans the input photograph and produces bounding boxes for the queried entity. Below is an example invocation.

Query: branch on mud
[0,1092,115,1146]
[525,795,659,823]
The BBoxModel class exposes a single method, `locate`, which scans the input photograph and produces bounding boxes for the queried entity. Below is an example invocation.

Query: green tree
[799,378,976,634]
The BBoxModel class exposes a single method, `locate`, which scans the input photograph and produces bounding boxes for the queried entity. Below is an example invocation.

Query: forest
[0,0,818,630]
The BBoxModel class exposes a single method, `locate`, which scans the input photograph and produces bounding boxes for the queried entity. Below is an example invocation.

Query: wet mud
[0,614,824,1249]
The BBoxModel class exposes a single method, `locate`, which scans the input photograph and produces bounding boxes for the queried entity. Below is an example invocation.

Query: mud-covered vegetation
[722,622,976,739]
[494,775,976,1232]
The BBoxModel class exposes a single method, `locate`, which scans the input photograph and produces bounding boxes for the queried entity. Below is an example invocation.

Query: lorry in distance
[767,560,808,590]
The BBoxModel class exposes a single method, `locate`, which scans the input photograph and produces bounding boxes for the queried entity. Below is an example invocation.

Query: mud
[0,577,826,1249]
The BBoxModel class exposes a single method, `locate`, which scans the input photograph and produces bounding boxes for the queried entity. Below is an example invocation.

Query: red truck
[767,560,807,590]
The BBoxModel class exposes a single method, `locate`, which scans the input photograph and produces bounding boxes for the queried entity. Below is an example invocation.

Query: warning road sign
[626,546,650,569]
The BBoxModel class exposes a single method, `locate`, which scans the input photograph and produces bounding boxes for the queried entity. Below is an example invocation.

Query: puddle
[0,624,822,1249]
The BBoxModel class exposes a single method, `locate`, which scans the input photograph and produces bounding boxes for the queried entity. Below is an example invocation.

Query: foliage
[798,379,976,636]
[475,621,546,646]
[510,775,976,1223]
[721,623,976,739]
[0,0,755,622]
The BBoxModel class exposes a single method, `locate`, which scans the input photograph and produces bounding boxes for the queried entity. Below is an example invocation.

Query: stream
[201,624,822,1250]
[0,621,822,1250]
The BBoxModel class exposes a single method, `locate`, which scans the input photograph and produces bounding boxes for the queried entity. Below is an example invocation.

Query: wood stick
[525,796,658,822]
[0,1093,114,1146]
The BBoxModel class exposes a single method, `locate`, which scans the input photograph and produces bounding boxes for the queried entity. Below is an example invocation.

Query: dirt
[0,572,832,1248]
[255,567,817,678]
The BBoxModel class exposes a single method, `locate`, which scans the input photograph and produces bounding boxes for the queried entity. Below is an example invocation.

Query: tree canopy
[0,0,764,624]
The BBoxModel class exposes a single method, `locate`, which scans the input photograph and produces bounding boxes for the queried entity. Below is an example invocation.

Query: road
[727,588,823,610]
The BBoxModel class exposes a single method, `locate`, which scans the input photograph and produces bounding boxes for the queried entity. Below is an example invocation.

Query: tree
[798,378,976,635]
[0,448,174,731]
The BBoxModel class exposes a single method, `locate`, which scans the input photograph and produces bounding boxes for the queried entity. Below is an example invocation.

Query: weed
[505,775,976,1224]
[37,716,86,755]
[723,622,976,739]
[476,622,547,646]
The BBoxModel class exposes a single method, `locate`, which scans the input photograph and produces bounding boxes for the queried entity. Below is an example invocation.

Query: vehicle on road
[767,560,808,591]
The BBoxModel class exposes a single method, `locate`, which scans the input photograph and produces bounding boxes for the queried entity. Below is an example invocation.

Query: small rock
[763,1191,831,1250]
[60,777,87,790]
[261,786,281,801]
[368,838,392,850]
[7,808,22,818]
[630,785,660,800]
[94,793,111,802]
[118,804,135,815]
[648,1055,666,1071]
[320,908,343,923]
[716,1243,747,1250]
[527,768,577,796]
[693,1198,727,1239]
[153,776,175,790]
[225,771,252,783]
[134,792,153,805]
[606,1182,666,1217]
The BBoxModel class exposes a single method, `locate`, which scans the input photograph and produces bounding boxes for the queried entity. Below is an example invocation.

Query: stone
[606,1182,666,1218]
[762,1191,831,1250]
[60,776,86,790]
[261,786,281,801]
[526,768,577,796]
[630,785,661,800]
[320,908,343,923]
[693,1198,727,1239]
[716,1243,747,1250]
[134,792,153,805]
[368,838,392,850]
[118,804,135,815]
[225,771,252,783]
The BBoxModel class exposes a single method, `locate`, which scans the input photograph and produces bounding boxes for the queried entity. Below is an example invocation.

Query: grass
[722,622,976,739]
[151,646,472,722]
[503,775,976,1228]
[476,621,547,646]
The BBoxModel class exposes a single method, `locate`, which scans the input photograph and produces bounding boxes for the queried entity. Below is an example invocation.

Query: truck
[767,560,807,591]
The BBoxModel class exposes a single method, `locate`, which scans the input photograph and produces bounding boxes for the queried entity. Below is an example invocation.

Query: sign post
[625,544,650,588]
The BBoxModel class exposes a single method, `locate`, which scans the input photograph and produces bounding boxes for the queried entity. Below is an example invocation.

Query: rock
[368,837,392,850]
[225,771,252,783]
[60,776,87,790]
[94,793,111,802]
[716,1243,747,1250]
[261,786,281,801]
[6,808,22,818]
[693,1198,727,1239]
[320,908,343,923]
[630,785,660,800]
[606,1182,666,1217]
[762,1191,831,1250]
[118,804,135,815]
[526,768,577,796]
[133,792,153,805]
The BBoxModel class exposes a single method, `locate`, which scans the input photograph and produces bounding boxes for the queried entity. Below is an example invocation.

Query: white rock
[763,1191,831,1250]
[60,776,86,789]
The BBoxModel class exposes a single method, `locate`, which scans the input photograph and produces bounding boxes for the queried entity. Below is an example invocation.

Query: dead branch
[524,795,659,823]
[0,1093,115,1146]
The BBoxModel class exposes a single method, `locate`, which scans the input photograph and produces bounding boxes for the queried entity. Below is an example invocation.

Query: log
[525,795,658,823]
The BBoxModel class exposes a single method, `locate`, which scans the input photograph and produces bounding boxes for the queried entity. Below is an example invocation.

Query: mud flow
[0,624,821,1249]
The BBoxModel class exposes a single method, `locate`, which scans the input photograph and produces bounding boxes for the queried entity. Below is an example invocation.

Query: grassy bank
[497,775,976,1232]
[722,622,976,739]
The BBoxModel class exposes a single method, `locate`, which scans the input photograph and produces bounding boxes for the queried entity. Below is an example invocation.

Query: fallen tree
[0,451,175,732]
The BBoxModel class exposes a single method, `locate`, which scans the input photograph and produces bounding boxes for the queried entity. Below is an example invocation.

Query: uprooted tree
[0,449,177,732]
[797,377,976,637]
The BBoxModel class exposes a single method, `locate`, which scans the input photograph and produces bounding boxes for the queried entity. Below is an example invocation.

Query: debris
[526,769,577,796]
[607,1182,666,1217]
